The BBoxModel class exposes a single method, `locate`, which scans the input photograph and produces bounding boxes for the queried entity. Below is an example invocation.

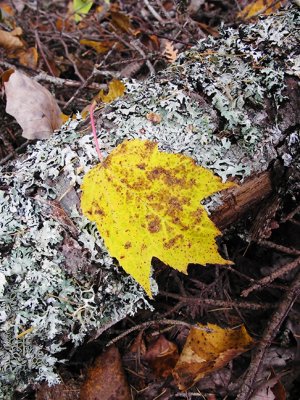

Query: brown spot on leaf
[163,235,183,249]
[95,208,105,216]
[147,167,185,186]
[144,140,157,150]
[192,208,204,224]
[137,163,146,170]
[167,196,183,216]
[147,215,161,233]
[102,157,111,169]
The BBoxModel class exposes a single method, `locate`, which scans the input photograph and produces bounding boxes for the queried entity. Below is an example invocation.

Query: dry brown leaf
[11,0,25,12]
[80,346,131,400]
[0,1,15,18]
[173,323,254,390]
[4,70,63,139]
[0,27,24,51]
[250,369,286,400]
[163,40,178,63]
[237,0,284,20]
[111,11,139,35]
[80,38,116,53]
[17,47,38,69]
[144,335,179,378]
[0,26,38,68]
[146,112,162,124]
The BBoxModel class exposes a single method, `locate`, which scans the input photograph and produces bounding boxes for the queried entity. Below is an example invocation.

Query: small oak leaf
[163,40,178,63]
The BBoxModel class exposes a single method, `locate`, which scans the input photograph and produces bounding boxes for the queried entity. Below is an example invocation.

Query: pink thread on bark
[90,102,103,161]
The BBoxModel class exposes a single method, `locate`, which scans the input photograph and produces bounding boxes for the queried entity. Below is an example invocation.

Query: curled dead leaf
[111,11,139,35]
[144,335,179,378]
[0,27,24,51]
[80,39,116,53]
[4,70,63,139]
[237,0,285,20]
[173,323,254,390]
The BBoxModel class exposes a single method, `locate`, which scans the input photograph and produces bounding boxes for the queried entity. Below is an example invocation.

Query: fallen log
[0,5,299,396]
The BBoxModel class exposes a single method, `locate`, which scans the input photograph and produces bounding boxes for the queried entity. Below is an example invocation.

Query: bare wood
[211,171,273,229]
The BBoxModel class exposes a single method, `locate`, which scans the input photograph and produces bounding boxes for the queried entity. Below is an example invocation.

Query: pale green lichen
[97,6,298,182]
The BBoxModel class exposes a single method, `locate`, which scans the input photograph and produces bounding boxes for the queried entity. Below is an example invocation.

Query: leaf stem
[90,102,103,162]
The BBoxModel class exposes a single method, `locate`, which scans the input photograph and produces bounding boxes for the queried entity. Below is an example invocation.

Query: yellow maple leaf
[173,323,253,390]
[81,139,235,297]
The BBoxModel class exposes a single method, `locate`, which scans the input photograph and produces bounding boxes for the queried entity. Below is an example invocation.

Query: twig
[159,291,275,311]
[143,0,165,24]
[0,60,106,91]
[159,301,185,319]
[105,319,194,347]
[34,30,56,77]
[258,240,300,256]
[281,204,300,223]
[63,69,98,112]
[241,256,300,298]
[130,40,156,75]
[59,37,85,82]
[236,268,300,400]
[155,0,172,20]
[291,218,300,227]
[34,70,106,90]
[109,27,155,76]
[63,42,118,111]
[0,140,30,166]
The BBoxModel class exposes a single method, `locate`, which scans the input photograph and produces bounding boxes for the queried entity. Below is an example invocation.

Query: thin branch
[159,291,275,311]
[105,319,195,347]
[241,256,300,298]
[236,268,300,400]
[143,0,165,24]
[34,30,56,77]
[258,239,300,256]
[0,141,30,166]
[59,37,85,82]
